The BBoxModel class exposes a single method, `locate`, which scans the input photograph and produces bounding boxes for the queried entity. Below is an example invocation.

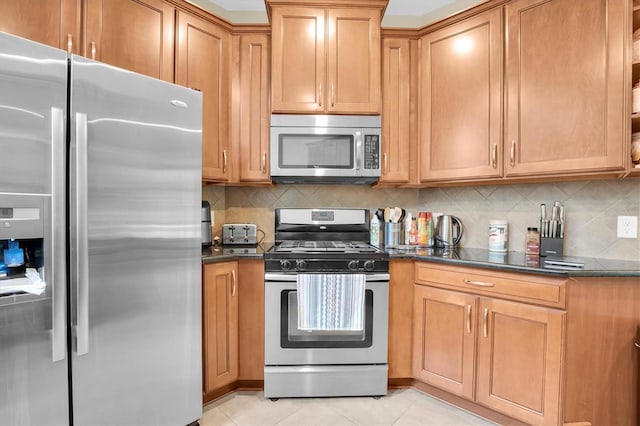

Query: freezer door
[69,56,202,425]
[0,33,69,426]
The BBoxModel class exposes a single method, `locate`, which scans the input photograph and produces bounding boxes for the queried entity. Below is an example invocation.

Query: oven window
[278,134,354,169]
[280,289,373,348]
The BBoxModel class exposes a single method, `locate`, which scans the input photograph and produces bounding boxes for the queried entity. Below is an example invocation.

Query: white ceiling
[189,0,488,27]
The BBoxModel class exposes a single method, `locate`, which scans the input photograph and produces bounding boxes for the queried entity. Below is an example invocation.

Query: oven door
[264,272,389,366]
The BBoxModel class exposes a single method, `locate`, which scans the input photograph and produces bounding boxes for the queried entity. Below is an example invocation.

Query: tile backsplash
[203,178,640,261]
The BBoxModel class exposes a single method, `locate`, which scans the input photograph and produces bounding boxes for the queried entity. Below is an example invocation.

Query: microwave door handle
[355,131,362,171]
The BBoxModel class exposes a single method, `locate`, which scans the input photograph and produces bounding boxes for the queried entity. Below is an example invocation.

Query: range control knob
[296,260,307,271]
[348,260,359,271]
[363,260,375,271]
[280,259,292,271]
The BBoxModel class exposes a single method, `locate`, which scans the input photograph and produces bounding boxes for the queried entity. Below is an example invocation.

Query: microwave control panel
[363,135,380,169]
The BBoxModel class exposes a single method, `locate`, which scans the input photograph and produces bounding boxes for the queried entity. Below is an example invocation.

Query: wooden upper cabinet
[84,0,174,82]
[476,297,564,426]
[504,0,626,176]
[420,8,503,182]
[271,6,325,113]
[203,261,239,394]
[0,0,81,53]
[380,37,410,183]
[236,34,271,183]
[176,11,230,182]
[270,5,380,114]
[327,8,380,113]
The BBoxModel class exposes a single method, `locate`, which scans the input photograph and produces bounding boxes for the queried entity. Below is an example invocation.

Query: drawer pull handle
[466,304,472,334]
[231,270,237,297]
[483,308,489,337]
[635,342,640,349]
[318,83,322,107]
[491,144,497,169]
[510,140,516,167]
[463,279,495,287]
[262,152,267,174]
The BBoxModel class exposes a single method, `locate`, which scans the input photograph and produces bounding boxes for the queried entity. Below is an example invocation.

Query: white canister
[489,220,508,252]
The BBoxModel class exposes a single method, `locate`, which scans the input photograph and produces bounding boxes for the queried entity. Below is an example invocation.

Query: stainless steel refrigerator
[0,32,202,425]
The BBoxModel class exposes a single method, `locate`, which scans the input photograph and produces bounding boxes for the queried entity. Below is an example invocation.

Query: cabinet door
[176,11,230,182]
[238,260,265,381]
[84,0,174,82]
[271,6,325,113]
[0,0,81,53]
[476,297,564,425]
[203,262,239,393]
[505,0,626,176]
[413,285,476,400]
[388,260,414,379]
[327,8,380,114]
[380,37,410,183]
[238,34,271,183]
[420,8,502,182]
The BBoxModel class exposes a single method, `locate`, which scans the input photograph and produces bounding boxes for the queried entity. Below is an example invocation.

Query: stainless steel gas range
[263,208,389,399]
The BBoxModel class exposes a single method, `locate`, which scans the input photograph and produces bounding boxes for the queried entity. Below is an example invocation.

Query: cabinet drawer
[415,263,567,308]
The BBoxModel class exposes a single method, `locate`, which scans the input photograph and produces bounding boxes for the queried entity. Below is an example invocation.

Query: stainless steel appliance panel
[264,274,389,365]
[0,33,69,426]
[69,56,202,425]
[0,34,66,195]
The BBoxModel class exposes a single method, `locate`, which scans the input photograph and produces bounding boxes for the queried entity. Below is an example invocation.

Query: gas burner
[274,240,383,253]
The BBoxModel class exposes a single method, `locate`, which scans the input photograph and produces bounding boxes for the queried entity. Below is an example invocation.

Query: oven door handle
[265,272,390,282]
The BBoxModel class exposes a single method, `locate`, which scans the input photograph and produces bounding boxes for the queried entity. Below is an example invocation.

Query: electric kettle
[435,215,463,248]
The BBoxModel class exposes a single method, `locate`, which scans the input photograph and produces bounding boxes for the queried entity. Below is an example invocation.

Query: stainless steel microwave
[270,114,381,184]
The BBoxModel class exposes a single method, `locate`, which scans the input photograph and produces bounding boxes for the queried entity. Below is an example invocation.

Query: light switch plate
[617,216,638,239]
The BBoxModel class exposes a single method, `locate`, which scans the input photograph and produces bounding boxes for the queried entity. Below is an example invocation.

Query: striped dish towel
[297,273,365,331]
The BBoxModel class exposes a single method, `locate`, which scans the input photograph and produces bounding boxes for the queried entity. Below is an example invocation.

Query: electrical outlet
[617,216,638,239]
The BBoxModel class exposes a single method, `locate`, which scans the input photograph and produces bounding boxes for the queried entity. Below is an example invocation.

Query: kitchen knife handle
[75,112,90,356]
[66,34,73,54]
[463,279,495,287]
[492,144,497,169]
[483,308,489,337]
[223,149,228,173]
[318,83,322,107]
[51,107,67,362]
[231,270,237,297]
[262,152,267,174]
[90,41,96,60]
[510,140,516,167]
[466,304,472,334]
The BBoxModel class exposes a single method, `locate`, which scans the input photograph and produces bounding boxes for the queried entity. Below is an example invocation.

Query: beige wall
[203,178,640,261]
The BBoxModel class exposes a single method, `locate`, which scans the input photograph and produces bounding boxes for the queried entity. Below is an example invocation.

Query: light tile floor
[201,388,497,426]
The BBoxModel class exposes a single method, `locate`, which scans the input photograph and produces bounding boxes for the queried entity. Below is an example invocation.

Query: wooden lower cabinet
[387,260,414,380]
[412,265,566,426]
[237,259,265,381]
[476,297,564,426]
[412,285,476,400]
[203,261,239,397]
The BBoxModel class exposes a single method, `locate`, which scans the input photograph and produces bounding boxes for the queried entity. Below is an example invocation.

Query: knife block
[540,237,563,257]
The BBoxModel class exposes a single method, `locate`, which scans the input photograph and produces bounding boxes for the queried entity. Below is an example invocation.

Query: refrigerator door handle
[51,107,67,362]
[75,112,90,356]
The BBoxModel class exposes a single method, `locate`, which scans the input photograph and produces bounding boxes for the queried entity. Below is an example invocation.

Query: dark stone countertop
[201,243,269,264]
[202,243,640,278]
[385,246,640,278]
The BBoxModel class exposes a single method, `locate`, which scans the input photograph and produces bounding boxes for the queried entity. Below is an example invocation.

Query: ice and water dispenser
[0,194,47,299]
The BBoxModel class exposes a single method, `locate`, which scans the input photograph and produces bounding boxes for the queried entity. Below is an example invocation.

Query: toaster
[222,224,257,245]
